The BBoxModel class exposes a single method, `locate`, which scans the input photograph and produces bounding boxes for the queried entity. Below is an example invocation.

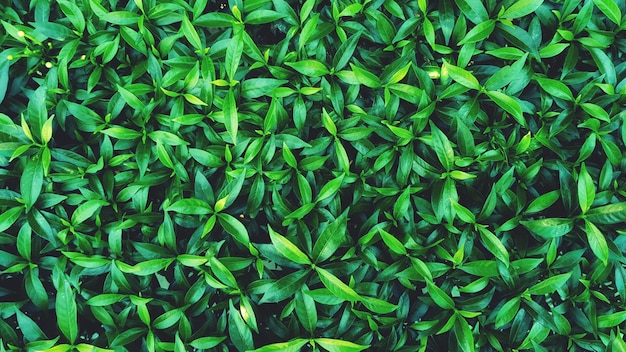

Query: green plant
[1,0,626,351]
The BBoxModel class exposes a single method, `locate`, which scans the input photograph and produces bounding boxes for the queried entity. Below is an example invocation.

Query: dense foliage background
[1,0,626,350]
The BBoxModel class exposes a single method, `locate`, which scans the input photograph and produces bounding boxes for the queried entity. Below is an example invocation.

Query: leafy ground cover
[1,0,626,350]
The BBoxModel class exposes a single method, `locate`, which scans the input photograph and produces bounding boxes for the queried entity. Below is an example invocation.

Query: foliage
[1,0,626,351]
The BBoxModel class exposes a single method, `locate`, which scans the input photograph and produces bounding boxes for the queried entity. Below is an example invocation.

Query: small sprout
[17,30,25,37]
[7,55,13,60]
[45,62,53,69]
[80,54,86,60]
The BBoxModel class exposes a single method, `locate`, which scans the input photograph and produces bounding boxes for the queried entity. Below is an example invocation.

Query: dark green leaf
[520,218,574,238]
[486,91,526,127]
[260,270,309,303]
[443,60,480,90]
[315,338,369,352]
[502,0,544,18]
[312,210,348,263]
[21,158,43,210]
[56,279,78,344]
[315,267,361,302]
[268,225,311,265]
[592,0,622,25]
[249,339,309,352]
[584,220,609,265]
[426,281,455,309]
[285,60,329,77]
[527,273,571,295]
[454,0,488,24]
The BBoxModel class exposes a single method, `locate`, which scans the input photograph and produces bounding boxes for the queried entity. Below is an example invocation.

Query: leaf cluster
[1,0,626,351]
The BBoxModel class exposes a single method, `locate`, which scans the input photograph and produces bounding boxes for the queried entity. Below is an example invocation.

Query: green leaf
[259,270,309,303]
[592,0,622,25]
[241,78,288,99]
[101,126,142,140]
[102,11,140,25]
[386,62,412,85]
[248,339,309,352]
[168,198,212,215]
[597,311,626,328]
[210,257,239,289]
[0,206,24,233]
[586,202,626,224]
[454,0,489,24]
[580,103,610,123]
[226,24,244,80]
[379,229,407,256]
[125,258,174,276]
[56,279,78,344]
[350,63,382,88]
[282,142,298,169]
[58,0,86,32]
[430,122,454,171]
[25,269,48,309]
[224,88,239,144]
[0,61,9,105]
[246,9,286,24]
[458,20,495,45]
[195,12,235,27]
[299,13,319,50]
[384,122,414,140]
[486,91,526,127]
[268,225,311,265]
[285,60,329,77]
[184,93,208,106]
[321,108,337,137]
[443,60,480,89]
[17,223,31,261]
[312,211,348,263]
[451,200,476,223]
[153,309,181,330]
[536,77,574,101]
[495,296,521,328]
[502,0,544,18]
[117,85,145,110]
[477,226,509,265]
[15,308,46,342]
[41,116,54,144]
[578,163,595,214]
[218,213,251,247]
[316,174,344,203]
[392,17,419,43]
[148,131,188,146]
[295,289,317,333]
[190,336,227,349]
[361,296,398,314]
[333,31,362,70]
[520,218,574,238]
[426,281,455,309]
[527,272,571,295]
[229,299,254,352]
[454,316,475,352]
[526,190,560,214]
[585,220,609,265]
[86,294,127,306]
[21,158,43,210]
[588,47,617,86]
[71,200,108,225]
[315,338,369,352]
[181,14,202,50]
[315,267,361,302]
